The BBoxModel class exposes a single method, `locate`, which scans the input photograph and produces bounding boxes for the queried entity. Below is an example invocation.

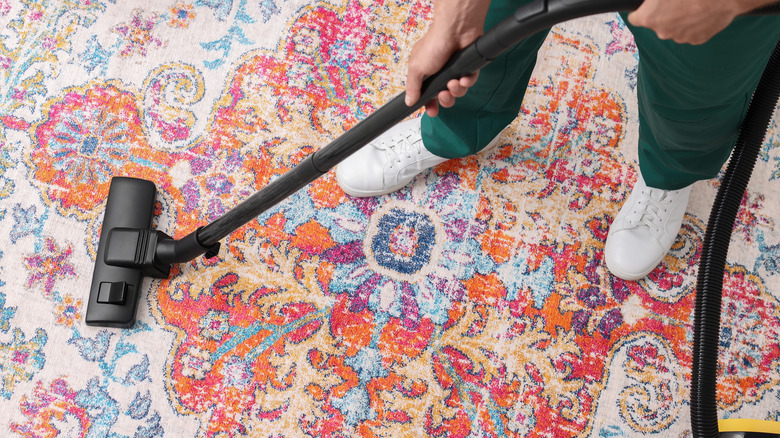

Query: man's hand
[628,0,774,45]
[404,0,491,117]
[405,30,481,117]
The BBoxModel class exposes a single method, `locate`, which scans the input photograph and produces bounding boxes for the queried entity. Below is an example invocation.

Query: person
[335,0,780,281]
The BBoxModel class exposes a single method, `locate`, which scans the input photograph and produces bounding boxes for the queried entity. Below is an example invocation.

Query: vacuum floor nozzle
[86,177,157,328]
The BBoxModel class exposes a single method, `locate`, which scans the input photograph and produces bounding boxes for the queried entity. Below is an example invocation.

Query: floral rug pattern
[0,0,779,436]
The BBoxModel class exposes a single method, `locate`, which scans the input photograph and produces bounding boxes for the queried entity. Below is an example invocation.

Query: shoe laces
[377,125,423,170]
[629,188,675,236]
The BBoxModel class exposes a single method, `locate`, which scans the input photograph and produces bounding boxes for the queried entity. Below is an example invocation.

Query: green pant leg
[622,14,780,190]
[421,0,551,159]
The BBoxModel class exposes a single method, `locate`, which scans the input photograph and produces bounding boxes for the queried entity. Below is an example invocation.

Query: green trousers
[421,0,780,190]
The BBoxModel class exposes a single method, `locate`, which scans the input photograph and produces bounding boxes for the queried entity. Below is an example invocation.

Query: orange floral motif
[30,81,173,218]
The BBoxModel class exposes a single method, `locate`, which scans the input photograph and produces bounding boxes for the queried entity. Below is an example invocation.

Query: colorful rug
[1,0,779,436]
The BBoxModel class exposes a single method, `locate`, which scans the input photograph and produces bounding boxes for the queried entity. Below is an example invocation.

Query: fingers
[406,73,474,105]
[404,27,481,111]
[447,74,477,99]
[431,82,463,115]
[436,72,479,110]
[460,71,479,89]
[405,69,424,106]
[628,9,679,42]
[406,72,479,118]
[425,100,440,117]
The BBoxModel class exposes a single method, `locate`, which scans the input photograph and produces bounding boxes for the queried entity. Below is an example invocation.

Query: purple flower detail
[571,310,591,335]
[597,309,624,338]
[577,286,606,309]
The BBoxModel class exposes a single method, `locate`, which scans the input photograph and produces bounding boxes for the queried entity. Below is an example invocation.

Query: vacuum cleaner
[83,0,780,436]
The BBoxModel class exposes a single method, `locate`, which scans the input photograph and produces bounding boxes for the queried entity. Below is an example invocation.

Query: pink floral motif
[113,9,164,57]
[24,238,76,299]
[606,18,637,56]
[734,192,772,243]
[11,379,90,437]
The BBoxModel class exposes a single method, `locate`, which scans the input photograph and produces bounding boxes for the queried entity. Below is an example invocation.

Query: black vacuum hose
[691,39,780,437]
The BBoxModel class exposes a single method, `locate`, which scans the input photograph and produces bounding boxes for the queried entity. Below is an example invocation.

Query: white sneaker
[336,118,448,197]
[604,174,692,281]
